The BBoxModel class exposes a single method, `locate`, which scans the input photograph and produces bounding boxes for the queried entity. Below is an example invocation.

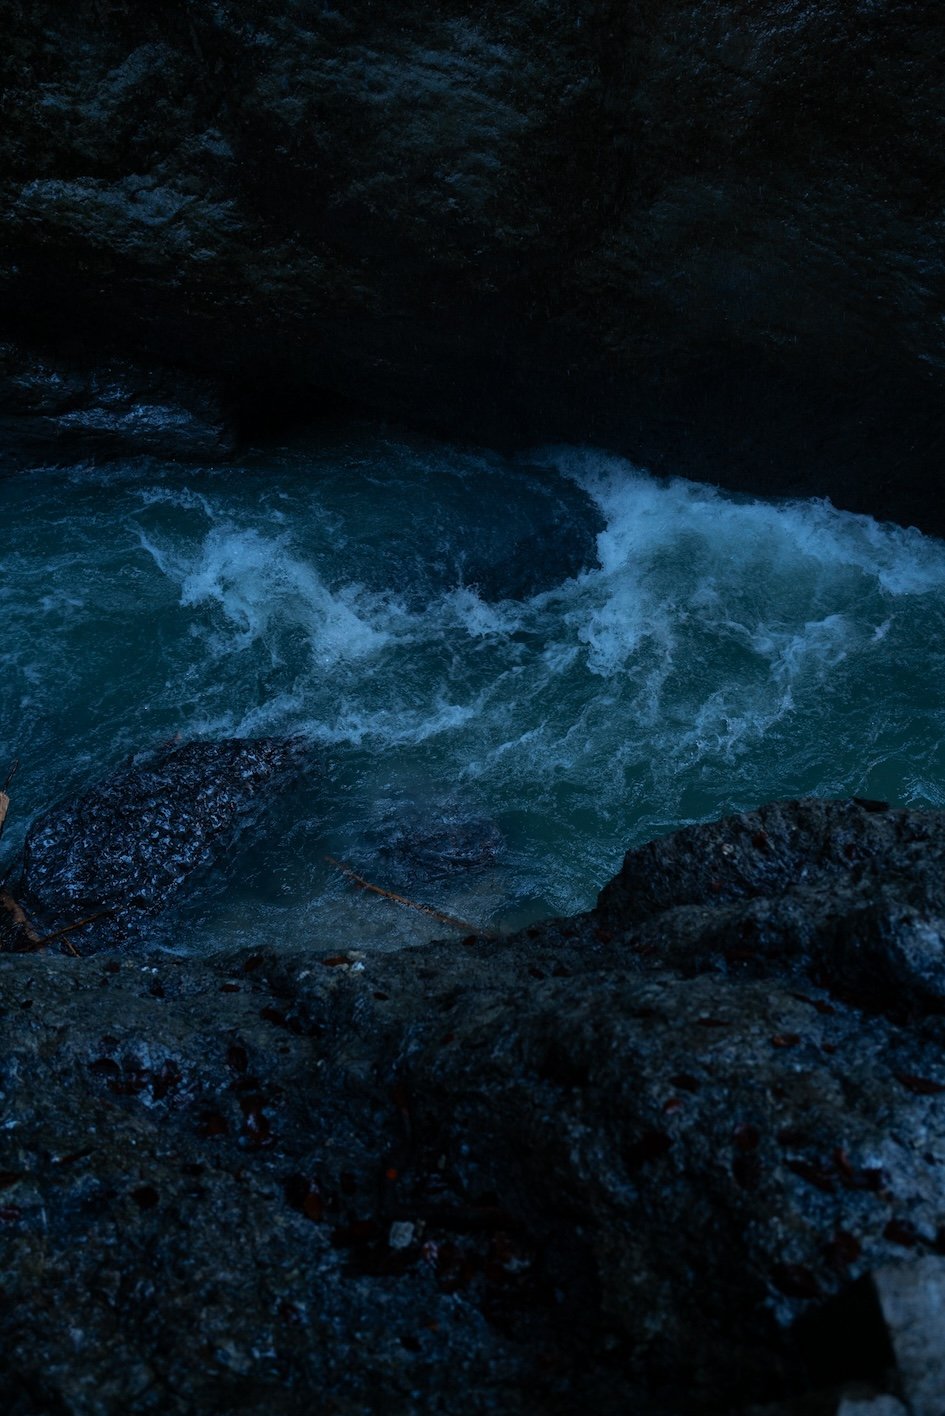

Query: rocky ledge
[4,795,945,1413]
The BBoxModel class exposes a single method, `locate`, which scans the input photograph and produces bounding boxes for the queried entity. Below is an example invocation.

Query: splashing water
[3,429,945,951]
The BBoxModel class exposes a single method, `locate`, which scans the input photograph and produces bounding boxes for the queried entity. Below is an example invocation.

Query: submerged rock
[453,469,604,601]
[5,799,945,1411]
[19,737,307,950]
[378,810,504,885]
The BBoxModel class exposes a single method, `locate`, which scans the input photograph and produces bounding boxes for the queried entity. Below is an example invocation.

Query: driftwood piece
[1,889,39,944]
[0,893,113,957]
[0,893,112,958]
[0,759,17,844]
[0,764,40,948]
[325,856,487,936]
[0,762,87,955]
[0,889,49,957]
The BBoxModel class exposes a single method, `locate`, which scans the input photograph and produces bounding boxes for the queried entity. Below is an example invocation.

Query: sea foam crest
[148,522,389,664]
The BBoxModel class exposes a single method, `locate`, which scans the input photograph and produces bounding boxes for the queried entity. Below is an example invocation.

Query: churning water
[3,428,945,952]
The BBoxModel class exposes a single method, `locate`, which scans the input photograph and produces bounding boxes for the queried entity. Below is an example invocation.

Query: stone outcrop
[2,2,944,530]
[5,798,945,1412]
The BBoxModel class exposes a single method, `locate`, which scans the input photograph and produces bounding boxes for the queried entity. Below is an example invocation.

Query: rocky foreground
[4,794,945,1413]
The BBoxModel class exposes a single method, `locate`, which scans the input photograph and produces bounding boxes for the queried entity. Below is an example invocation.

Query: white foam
[440,586,522,638]
[540,444,945,594]
[300,699,476,749]
[147,523,390,664]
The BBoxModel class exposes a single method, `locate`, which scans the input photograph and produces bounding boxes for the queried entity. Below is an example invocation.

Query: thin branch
[1,895,110,957]
[325,856,486,935]
[33,911,113,949]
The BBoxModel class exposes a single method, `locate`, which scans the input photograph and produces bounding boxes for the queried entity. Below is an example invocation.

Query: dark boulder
[597,796,945,1015]
[2,3,944,525]
[19,737,307,950]
[453,467,604,601]
[4,799,945,1411]
[331,447,605,608]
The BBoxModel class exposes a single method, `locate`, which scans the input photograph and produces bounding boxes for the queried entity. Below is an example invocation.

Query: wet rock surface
[326,445,605,608]
[4,798,945,1412]
[598,797,945,1017]
[451,466,604,601]
[0,344,233,466]
[18,738,308,950]
[2,3,944,525]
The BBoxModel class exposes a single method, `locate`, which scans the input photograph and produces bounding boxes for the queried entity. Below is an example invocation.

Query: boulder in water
[19,737,307,950]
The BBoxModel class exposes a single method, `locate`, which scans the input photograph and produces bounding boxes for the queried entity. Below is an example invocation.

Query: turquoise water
[3,428,945,951]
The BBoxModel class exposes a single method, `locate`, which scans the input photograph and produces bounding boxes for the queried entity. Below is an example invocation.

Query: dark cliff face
[2,1,944,527]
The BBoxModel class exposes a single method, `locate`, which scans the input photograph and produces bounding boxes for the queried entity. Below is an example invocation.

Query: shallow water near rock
[3,427,945,952]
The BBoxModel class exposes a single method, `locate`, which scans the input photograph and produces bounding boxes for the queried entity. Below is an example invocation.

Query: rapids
[3,428,945,951]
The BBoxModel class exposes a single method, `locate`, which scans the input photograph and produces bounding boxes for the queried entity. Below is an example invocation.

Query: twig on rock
[325,856,485,935]
[1,896,111,958]
[34,911,114,952]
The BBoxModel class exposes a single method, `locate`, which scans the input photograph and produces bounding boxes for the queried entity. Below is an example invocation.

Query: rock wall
[2,2,944,527]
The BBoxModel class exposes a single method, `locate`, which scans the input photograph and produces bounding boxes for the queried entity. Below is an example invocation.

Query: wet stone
[19,737,308,951]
